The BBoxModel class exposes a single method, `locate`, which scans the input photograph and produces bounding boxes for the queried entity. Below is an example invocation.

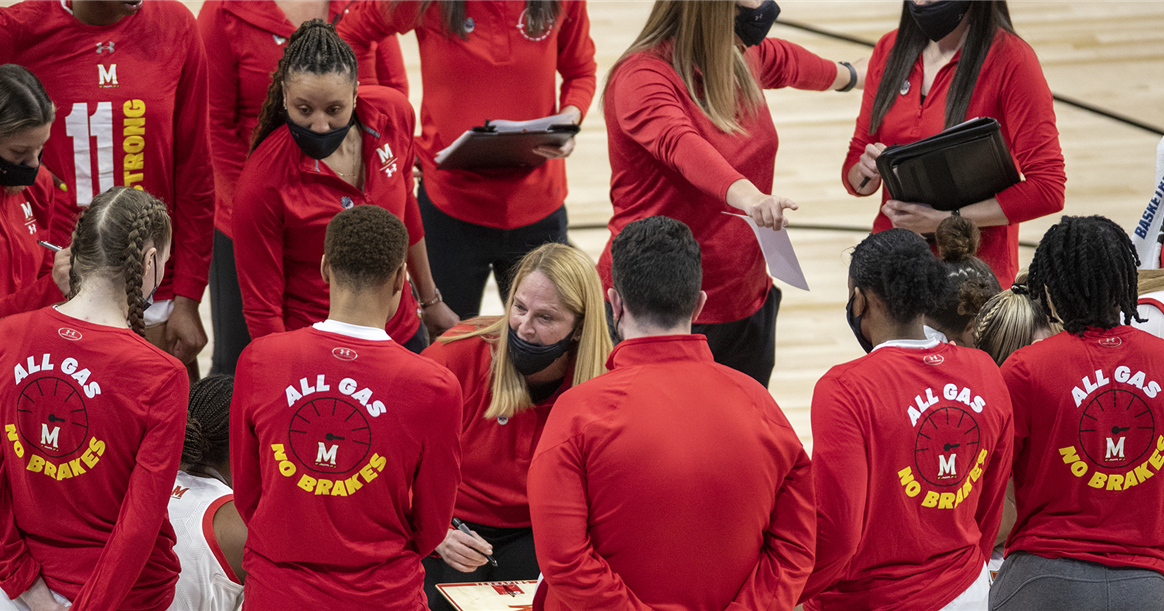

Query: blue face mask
[143,252,158,308]
[507,325,574,376]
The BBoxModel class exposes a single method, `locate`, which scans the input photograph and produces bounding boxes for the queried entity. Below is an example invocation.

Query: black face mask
[286,115,354,160]
[0,153,40,187]
[907,0,970,42]
[507,325,574,377]
[735,0,780,47]
[846,291,875,354]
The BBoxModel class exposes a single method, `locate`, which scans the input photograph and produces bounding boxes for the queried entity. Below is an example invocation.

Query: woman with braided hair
[0,186,187,611]
[168,374,246,611]
[233,19,458,353]
[993,216,1164,610]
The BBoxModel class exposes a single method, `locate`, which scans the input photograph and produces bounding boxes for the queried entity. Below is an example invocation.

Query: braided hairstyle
[973,279,1057,366]
[1028,215,1144,335]
[850,228,950,325]
[68,187,171,336]
[183,375,233,468]
[251,19,358,153]
[929,216,1002,339]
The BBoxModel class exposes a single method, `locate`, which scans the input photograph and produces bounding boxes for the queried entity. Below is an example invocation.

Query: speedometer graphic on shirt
[16,376,89,459]
[914,406,980,487]
[1078,389,1154,469]
[288,398,371,474]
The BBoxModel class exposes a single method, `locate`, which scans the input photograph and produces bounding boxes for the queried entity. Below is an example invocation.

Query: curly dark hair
[850,228,950,325]
[324,205,409,291]
[1028,215,1144,335]
[182,375,233,467]
[929,216,1001,338]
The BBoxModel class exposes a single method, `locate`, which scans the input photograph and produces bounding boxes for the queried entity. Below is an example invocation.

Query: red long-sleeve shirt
[0,307,187,611]
[0,0,215,303]
[0,168,64,318]
[801,339,1012,611]
[529,335,816,611]
[338,0,596,230]
[1001,327,1164,574]
[422,323,574,529]
[598,39,836,324]
[844,30,1066,287]
[196,0,408,238]
[230,321,462,610]
[232,86,421,342]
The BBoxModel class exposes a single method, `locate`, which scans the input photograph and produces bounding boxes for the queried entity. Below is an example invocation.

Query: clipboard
[436,580,537,611]
[436,121,580,171]
[875,117,1020,211]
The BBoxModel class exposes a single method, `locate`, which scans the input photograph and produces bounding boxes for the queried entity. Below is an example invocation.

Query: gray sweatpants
[990,552,1164,611]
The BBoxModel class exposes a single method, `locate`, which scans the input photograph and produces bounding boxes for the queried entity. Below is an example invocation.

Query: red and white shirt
[230,319,462,610]
[1001,326,1164,575]
[844,30,1065,287]
[0,0,215,303]
[801,339,1013,611]
[196,0,408,238]
[167,471,243,611]
[422,323,574,529]
[0,307,187,611]
[599,39,837,324]
[232,87,422,342]
[338,0,597,229]
[0,168,63,318]
[529,335,815,611]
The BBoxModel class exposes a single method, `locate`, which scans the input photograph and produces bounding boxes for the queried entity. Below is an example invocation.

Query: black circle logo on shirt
[914,406,981,487]
[288,397,371,474]
[1078,389,1154,469]
[16,376,89,458]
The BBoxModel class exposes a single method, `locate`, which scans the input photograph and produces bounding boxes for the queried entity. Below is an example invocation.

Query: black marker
[37,240,62,252]
[452,517,498,567]
[858,176,872,189]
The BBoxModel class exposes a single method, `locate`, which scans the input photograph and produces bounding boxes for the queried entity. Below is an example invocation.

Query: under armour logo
[341,196,354,209]
[273,35,286,45]
[95,42,114,54]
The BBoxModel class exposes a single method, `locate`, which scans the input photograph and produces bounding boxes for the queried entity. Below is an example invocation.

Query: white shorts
[0,587,71,610]
[144,298,174,328]
[941,563,990,611]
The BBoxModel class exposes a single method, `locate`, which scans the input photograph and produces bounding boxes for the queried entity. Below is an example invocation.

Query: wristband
[837,61,857,93]
[951,208,962,217]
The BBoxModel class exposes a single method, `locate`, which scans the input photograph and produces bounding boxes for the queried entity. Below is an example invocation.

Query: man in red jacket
[230,206,462,610]
[528,216,815,611]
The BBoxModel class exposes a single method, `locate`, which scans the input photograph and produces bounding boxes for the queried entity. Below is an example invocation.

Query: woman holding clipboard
[601,0,863,386]
[845,0,1066,287]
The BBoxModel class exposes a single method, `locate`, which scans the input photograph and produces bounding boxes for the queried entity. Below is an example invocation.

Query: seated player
[801,228,1013,610]
[928,215,1002,345]
[168,374,245,611]
[230,205,462,610]
[529,216,816,610]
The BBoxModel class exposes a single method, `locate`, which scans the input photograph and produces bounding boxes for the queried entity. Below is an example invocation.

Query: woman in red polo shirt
[601,0,863,387]
[421,243,611,611]
[232,20,457,351]
[845,0,1065,287]
[196,0,409,375]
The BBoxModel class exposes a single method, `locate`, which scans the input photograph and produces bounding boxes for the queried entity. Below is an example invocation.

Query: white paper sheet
[723,212,810,291]
[437,581,537,611]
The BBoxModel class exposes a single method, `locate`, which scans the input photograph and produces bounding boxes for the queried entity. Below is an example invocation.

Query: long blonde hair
[973,271,1062,366]
[606,0,764,134]
[443,243,612,420]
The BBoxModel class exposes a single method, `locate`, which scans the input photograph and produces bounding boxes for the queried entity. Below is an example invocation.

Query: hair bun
[935,215,981,262]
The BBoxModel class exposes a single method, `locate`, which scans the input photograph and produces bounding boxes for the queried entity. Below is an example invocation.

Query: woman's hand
[422,301,460,342]
[436,527,494,573]
[52,246,71,296]
[851,56,869,90]
[533,104,582,160]
[18,577,69,611]
[881,200,946,235]
[850,142,886,195]
[726,179,798,230]
[166,296,209,365]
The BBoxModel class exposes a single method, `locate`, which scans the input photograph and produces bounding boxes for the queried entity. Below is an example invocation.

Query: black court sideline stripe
[776,19,1164,137]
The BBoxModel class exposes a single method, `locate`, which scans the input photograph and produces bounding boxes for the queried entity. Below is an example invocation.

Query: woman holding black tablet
[845,0,1065,287]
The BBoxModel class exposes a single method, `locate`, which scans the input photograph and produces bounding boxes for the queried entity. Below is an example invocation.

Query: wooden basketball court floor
[160,1,1162,450]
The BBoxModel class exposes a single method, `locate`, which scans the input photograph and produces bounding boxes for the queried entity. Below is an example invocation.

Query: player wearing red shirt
[0,188,186,611]
[197,0,409,375]
[419,243,611,611]
[800,228,1012,611]
[0,65,69,318]
[233,20,458,350]
[0,0,214,368]
[230,205,462,610]
[845,1,1065,287]
[600,0,861,386]
[530,216,815,611]
[992,216,1164,609]
[338,0,597,319]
